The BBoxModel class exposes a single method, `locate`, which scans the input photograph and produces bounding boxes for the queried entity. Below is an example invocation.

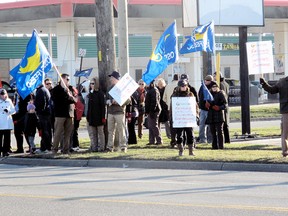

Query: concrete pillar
[273,23,288,79]
[118,0,129,75]
[56,21,76,85]
[181,28,202,92]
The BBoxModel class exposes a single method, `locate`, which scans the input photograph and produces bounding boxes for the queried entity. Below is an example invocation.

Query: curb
[1,157,288,173]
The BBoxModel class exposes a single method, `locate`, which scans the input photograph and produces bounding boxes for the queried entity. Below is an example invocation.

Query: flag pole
[53,64,68,90]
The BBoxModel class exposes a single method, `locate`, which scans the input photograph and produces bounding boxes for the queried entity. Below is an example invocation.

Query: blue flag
[202,81,214,101]
[10,29,52,99]
[142,21,178,85]
[179,21,215,54]
[74,68,93,78]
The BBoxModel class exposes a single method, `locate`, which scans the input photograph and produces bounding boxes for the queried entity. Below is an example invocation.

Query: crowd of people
[0,71,233,157]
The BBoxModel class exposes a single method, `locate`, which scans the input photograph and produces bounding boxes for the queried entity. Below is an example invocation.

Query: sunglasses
[45,83,52,85]
[139,83,144,85]
[90,83,95,85]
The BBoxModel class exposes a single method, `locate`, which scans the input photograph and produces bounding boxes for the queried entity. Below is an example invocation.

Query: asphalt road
[0,164,287,216]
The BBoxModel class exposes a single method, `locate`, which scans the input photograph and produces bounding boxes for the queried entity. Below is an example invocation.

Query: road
[0,164,287,216]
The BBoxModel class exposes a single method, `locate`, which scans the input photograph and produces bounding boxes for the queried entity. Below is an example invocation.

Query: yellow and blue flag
[10,29,52,99]
[202,81,214,101]
[179,21,215,54]
[142,21,178,85]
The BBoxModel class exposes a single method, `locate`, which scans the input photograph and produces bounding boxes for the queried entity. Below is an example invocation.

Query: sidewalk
[2,119,285,173]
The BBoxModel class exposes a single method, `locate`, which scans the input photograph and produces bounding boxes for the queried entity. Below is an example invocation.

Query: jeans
[198,109,212,143]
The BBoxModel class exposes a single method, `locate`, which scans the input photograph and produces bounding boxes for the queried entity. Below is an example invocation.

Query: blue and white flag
[74,68,93,78]
[142,21,178,85]
[202,81,214,101]
[179,21,215,54]
[10,29,52,99]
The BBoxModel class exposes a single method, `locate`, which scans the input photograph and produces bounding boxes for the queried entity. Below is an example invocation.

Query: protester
[106,71,129,153]
[170,80,199,156]
[85,77,106,152]
[24,103,41,154]
[51,74,77,154]
[157,78,171,139]
[145,80,162,145]
[163,74,179,147]
[205,81,228,149]
[260,76,288,157]
[12,91,33,153]
[135,79,146,139]
[34,81,52,153]
[70,89,85,152]
[44,78,55,135]
[198,75,214,143]
[0,89,16,157]
[126,92,138,144]
[214,72,230,143]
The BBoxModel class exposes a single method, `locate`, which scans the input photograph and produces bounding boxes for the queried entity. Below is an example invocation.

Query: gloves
[212,105,220,111]
[126,113,132,123]
[13,120,18,125]
[102,118,106,124]
[259,77,265,85]
[38,130,42,137]
[3,109,8,113]
[205,101,211,110]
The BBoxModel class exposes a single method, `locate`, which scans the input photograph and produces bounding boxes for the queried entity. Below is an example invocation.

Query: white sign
[79,48,86,57]
[172,97,197,128]
[108,73,139,106]
[246,41,274,75]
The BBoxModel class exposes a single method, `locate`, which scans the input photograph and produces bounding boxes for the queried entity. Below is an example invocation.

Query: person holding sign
[205,81,228,150]
[260,77,288,157]
[170,80,199,156]
[106,71,130,153]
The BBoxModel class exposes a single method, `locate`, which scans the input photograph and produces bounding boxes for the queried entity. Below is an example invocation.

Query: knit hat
[27,103,36,111]
[0,89,7,95]
[178,80,188,87]
[210,81,219,87]
[205,75,213,81]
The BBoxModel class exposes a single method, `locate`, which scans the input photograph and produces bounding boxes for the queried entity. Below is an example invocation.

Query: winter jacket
[24,112,41,136]
[34,85,51,116]
[51,84,77,118]
[262,76,288,114]
[0,97,16,130]
[86,90,106,126]
[145,86,161,115]
[205,90,227,124]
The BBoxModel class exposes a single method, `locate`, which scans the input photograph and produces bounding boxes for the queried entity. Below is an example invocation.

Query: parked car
[1,80,16,101]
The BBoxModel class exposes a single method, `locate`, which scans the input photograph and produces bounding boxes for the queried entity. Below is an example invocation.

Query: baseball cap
[108,71,121,80]
[180,74,189,80]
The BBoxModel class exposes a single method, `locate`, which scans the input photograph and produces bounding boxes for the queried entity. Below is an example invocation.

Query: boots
[188,144,195,156]
[178,144,184,156]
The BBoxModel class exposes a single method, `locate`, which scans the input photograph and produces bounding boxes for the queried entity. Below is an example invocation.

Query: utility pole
[95,0,116,93]
[118,0,129,75]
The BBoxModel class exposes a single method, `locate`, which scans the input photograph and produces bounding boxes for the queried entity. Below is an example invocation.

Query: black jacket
[145,86,161,114]
[206,90,227,124]
[86,90,106,126]
[34,85,51,116]
[51,84,77,118]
